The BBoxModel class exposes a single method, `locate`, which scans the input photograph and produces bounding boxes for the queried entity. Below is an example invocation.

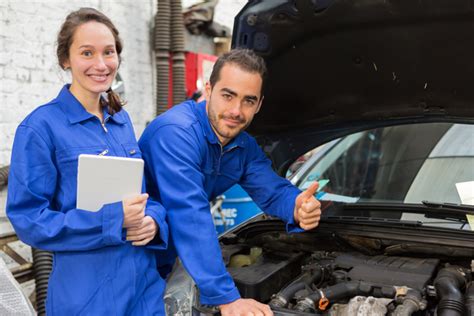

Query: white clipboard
[76,154,144,212]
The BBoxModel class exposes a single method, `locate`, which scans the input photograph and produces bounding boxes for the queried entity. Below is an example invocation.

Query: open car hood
[232,0,474,171]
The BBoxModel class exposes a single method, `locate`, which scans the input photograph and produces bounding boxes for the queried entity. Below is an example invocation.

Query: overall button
[121,143,142,158]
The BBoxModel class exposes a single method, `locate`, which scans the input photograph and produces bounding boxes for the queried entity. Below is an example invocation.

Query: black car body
[165,1,474,315]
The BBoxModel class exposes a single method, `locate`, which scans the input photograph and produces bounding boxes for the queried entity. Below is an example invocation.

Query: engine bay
[194,222,474,316]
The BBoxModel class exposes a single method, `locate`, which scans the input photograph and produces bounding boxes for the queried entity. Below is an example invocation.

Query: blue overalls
[7,85,168,315]
[139,100,302,305]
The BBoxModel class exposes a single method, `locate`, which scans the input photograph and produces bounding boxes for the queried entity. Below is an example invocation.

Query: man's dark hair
[209,48,267,95]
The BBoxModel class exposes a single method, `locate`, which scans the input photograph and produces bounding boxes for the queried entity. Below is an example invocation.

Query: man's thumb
[301,181,319,200]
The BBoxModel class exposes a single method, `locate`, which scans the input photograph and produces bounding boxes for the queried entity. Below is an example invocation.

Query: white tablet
[76,154,144,212]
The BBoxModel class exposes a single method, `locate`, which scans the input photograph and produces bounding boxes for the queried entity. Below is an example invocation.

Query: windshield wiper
[421,201,473,221]
[341,202,473,220]
[322,216,423,227]
[421,200,474,212]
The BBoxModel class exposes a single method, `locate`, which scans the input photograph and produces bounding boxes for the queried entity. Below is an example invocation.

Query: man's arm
[240,137,322,231]
[139,125,240,305]
[239,137,303,231]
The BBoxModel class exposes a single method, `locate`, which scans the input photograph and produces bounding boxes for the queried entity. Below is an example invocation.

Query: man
[139,49,321,316]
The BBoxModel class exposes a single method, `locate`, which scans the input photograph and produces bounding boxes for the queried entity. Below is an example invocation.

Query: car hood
[232,0,474,172]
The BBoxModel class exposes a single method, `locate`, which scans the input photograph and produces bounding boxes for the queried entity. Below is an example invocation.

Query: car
[164,1,474,315]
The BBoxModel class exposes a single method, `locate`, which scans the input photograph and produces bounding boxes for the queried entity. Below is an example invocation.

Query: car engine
[191,221,474,316]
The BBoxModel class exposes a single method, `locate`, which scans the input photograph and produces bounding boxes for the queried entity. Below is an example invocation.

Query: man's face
[205,63,263,145]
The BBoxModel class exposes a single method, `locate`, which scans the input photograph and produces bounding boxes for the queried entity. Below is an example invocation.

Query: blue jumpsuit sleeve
[143,197,168,250]
[140,125,240,305]
[6,125,125,251]
[240,138,304,233]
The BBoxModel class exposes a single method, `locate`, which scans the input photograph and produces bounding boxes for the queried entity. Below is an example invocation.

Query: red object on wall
[185,52,218,99]
[167,51,218,108]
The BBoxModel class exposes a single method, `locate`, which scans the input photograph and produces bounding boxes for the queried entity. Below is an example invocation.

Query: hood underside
[232,0,474,167]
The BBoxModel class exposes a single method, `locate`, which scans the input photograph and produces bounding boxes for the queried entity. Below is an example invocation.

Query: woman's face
[63,21,119,99]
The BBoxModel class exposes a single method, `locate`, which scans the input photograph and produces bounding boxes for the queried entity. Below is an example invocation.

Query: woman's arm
[7,125,126,251]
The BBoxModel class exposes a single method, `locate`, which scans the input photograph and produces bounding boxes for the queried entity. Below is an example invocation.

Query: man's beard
[208,104,250,142]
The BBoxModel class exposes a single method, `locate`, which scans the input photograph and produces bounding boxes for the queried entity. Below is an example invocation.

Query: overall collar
[57,84,126,125]
[194,100,246,150]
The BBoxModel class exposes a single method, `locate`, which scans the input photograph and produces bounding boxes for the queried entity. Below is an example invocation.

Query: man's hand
[126,215,158,246]
[219,298,273,316]
[294,182,322,230]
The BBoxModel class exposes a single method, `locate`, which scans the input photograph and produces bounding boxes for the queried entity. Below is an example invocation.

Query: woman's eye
[82,51,92,57]
[105,49,116,56]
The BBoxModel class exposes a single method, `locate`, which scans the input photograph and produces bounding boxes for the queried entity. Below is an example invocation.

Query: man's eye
[244,99,256,106]
[223,94,232,100]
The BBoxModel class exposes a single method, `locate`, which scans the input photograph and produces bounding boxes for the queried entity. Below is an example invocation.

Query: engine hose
[269,267,324,308]
[32,248,53,316]
[0,165,9,190]
[392,289,425,316]
[465,282,474,316]
[295,281,371,313]
[295,281,398,313]
[434,266,470,316]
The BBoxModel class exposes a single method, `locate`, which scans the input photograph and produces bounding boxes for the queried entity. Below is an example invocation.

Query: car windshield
[294,122,474,230]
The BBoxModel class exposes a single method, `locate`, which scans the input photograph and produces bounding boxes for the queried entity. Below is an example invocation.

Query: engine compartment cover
[336,253,439,290]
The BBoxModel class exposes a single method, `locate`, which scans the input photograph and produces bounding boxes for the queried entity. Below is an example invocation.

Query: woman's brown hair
[57,7,126,114]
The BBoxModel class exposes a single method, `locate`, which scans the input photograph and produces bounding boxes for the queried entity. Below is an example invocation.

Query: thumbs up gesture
[293,182,322,230]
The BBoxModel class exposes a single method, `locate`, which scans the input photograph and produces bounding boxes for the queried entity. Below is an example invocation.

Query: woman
[7,8,168,315]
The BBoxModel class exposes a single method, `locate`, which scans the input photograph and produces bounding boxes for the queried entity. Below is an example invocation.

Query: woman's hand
[122,193,148,228]
[126,215,158,246]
